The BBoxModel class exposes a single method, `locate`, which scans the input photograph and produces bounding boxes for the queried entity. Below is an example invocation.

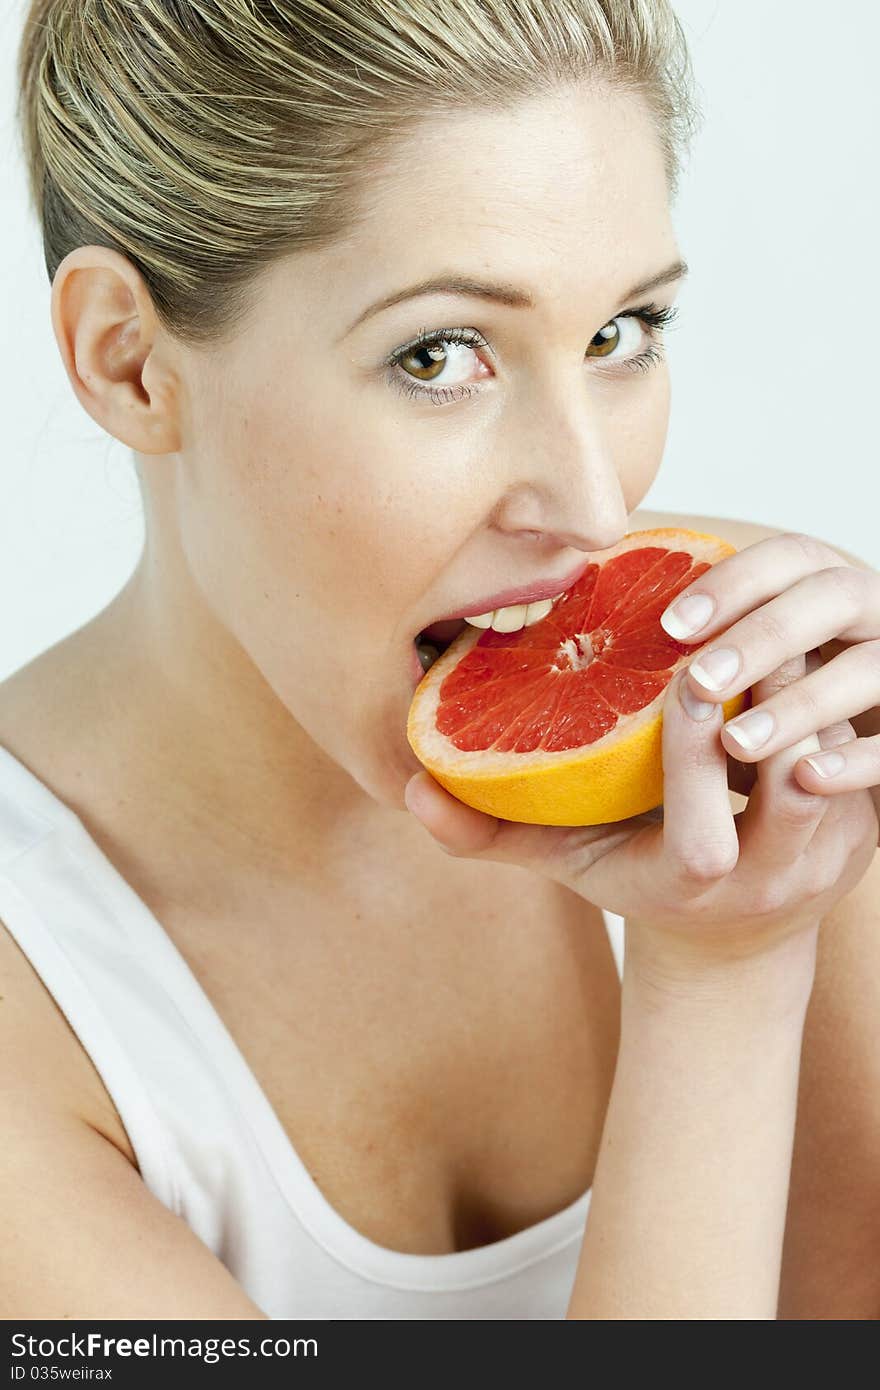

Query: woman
[2,0,878,1320]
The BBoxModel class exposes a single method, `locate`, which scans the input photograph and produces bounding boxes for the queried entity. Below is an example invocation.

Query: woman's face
[149,81,685,813]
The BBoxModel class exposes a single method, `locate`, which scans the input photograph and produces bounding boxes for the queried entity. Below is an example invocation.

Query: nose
[490,373,631,553]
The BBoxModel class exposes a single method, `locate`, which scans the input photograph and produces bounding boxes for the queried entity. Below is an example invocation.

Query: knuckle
[749,874,795,917]
[800,844,836,899]
[678,842,738,883]
[751,604,796,652]
[786,531,830,566]
[772,791,825,831]
[791,676,823,723]
[826,563,864,610]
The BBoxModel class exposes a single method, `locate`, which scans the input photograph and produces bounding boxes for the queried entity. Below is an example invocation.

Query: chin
[341,714,426,815]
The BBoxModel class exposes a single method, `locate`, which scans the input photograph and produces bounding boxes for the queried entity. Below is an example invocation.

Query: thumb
[403,770,645,894]
[404,771,503,855]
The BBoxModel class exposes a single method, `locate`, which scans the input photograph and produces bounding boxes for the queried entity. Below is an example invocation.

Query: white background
[2,0,878,685]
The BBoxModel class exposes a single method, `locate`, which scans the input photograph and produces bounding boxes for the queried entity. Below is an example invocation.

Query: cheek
[181,371,432,639]
[615,366,671,502]
[230,373,499,620]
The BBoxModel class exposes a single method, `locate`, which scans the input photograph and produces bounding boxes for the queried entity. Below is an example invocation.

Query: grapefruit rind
[407,528,750,826]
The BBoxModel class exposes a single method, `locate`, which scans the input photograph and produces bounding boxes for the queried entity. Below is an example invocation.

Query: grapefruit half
[407,528,751,825]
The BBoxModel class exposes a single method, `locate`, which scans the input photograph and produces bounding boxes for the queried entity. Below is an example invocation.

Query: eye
[385,303,680,406]
[582,303,680,374]
[390,327,487,391]
[587,314,652,360]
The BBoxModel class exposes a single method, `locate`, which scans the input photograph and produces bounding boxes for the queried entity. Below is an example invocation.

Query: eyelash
[384,302,680,406]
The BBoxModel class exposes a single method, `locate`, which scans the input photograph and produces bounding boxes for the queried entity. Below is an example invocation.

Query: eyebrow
[342,257,689,337]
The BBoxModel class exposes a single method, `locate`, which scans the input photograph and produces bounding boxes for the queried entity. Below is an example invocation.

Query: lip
[418,556,594,631]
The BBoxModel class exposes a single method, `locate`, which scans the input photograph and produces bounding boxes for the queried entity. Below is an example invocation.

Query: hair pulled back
[18,1,701,346]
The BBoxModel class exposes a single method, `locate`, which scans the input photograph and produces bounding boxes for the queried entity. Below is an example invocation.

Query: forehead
[243,81,676,346]
[337,83,671,287]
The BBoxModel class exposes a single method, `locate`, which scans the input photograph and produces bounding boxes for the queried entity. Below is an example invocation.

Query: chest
[141,872,622,1256]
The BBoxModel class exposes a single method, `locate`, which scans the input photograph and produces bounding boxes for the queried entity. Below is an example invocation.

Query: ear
[50,245,182,456]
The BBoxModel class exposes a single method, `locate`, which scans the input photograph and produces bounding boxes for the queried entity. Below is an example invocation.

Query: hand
[404,647,879,970]
[659,531,880,842]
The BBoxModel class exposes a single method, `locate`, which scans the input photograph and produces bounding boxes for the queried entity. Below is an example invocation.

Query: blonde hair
[17,0,701,347]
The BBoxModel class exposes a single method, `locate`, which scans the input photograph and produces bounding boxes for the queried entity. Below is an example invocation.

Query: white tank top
[0,742,623,1319]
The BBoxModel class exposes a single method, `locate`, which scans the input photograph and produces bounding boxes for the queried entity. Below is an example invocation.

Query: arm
[1,1104,271,1319]
[566,928,818,1320]
[779,847,880,1318]
[0,914,269,1319]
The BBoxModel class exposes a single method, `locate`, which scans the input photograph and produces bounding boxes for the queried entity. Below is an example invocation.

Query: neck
[6,542,415,899]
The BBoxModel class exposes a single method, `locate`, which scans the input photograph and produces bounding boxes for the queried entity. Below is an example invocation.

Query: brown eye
[398,342,448,381]
[587,322,620,358]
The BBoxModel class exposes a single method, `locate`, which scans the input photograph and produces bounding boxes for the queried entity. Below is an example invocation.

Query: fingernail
[660,592,716,640]
[689,647,741,692]
[803,751,846,778]
[724,709,774,750]
[679,673,715,721]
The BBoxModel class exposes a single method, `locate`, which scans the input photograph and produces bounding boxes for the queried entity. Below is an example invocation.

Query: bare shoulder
[0,923,268,1315]
[0,912,138,1168]
[0,631,142,1160]
[0,854,267,1316]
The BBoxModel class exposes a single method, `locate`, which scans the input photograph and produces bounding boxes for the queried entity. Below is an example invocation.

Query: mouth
[412,593,567,679]
[417,616,469,650]
[411,621,465,682]
[409,557,594,684]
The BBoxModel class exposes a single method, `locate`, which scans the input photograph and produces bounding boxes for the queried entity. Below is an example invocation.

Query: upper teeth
[465,592,565,634]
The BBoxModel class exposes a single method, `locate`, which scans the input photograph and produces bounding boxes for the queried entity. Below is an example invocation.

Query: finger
[725,649,815,800]
[404,770,503,854]
[719,638,880,764]
[721,650,861,801]
[403,770,638,889]
[733,653,828,872]
[656,668,739,892]
[728,723,856,802]
[795,729,879,793]
[683,566,870,712]
[660,532,874,648]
